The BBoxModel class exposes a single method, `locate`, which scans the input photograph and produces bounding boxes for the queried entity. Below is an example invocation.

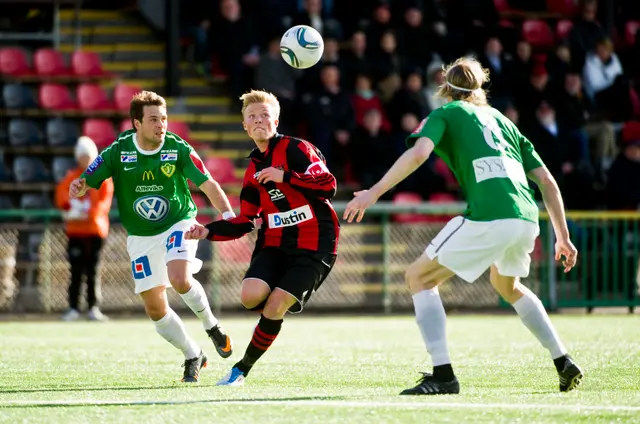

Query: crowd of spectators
[179,0,640,210]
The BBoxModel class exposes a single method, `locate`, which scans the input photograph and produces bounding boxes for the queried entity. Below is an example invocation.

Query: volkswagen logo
[133,195,170,222]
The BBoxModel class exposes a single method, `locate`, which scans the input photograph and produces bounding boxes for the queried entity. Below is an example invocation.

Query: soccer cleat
[206,325,233,358]
[557,357,583,392]
[61,308,81,322]
[216,366,245,386]
[87,306,109,322]
[181,351,208,383]
[400,372,460,395]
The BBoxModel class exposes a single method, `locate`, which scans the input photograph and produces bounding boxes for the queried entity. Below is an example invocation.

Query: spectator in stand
[55,136,114,322]
[387,69,428,133]
[351,74,391,132]
[255,37,301,135]
[179,0,216,76]
[546,41,573,92]
[341,30,373,90]
[569,0,609,69]
[512,40,534,88]
[396,5,433,74]
[606,122,640,210]
[423,58,448,112]
[291,0,343,39]
[515,64,554,129]
[348,109,394,191]
[479,35,513,110]
[365,1,394,57]
[371,29,405,102]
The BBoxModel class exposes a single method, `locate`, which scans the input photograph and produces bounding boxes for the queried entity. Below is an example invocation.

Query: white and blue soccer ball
[280,25,324,69]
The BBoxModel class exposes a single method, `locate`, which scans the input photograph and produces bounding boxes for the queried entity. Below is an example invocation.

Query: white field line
[0,399,639,412]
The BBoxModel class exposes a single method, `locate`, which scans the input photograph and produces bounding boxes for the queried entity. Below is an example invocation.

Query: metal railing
[0,203,638,314]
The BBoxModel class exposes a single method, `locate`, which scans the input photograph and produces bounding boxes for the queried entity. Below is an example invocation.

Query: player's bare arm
[344,137,434,223]
[69,178,88,198]
[198,179,236,219]
[527,166,578,272]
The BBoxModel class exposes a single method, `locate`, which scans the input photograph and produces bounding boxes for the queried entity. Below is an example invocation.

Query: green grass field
[1,314,639,423]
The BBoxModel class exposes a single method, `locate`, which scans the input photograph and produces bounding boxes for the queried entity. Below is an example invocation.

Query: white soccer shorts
[425,216,540,282]
[126,218,203,293]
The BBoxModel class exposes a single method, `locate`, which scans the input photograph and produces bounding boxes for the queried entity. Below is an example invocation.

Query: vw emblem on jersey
[133,195,170,222]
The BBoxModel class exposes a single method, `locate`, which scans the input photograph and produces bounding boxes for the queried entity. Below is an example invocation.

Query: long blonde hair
[434,57,490,106]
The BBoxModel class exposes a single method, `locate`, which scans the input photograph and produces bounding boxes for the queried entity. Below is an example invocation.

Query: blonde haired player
[344,57,583,395]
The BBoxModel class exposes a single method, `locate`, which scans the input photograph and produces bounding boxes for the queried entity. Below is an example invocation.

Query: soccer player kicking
[185,90,340,387]
[69,91,235,383]
[344,57,583,395]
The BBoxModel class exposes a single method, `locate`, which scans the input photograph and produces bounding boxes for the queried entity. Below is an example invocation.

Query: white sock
[154,309,201,359]
[512,285,568,359]
[180,279,219,330]
[413,287,451,366]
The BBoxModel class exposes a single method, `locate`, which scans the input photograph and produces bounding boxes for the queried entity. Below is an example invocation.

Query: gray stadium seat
[0,195,14,209]
[0,154,11,182]
[46,118,79,147]
[2,84,35,109]
[51,156,76,183]
[12,156,50,183]
[8,119,43,147]
[20,193,52,210]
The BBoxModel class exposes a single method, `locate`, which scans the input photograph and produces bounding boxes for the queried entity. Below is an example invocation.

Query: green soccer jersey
[406,100,545,223]
[81,129,210,236]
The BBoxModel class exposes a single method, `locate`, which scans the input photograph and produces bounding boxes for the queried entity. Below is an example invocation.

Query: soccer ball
[280,25,324,69]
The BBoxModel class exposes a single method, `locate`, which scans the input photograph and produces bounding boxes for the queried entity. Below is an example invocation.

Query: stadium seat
[76,83,114,111]
[113,83,141,112]
[493,0,511,13]
[522,19,555,49]
[46,118,79,147]
[3,83,36,108]
[556,20,574,40]
[0,156,11,182]
[204,156,238,184]
[191,193,214,224]
[546,0,577,15]
[391,192,431,223]
[39,83,76,111]
[33,48,69,77]
[8,119,43,146]
[625,20,640,47]
[119,118,132,133]
[0,47,32,77]
[71,51,110,78]
[82,118,116,148]
[12,156,50,183]
[167,120,190,140]
[0,195,14,209]
[51,156,76,183]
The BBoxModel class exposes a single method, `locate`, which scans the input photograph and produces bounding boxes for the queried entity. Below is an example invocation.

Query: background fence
[0,203,639,315]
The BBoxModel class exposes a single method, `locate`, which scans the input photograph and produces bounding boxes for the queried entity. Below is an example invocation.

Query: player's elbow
[411,138,433,164]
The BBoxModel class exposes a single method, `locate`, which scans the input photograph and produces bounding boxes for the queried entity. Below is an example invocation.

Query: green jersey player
[344,58,583,395]
[69,91,235,383]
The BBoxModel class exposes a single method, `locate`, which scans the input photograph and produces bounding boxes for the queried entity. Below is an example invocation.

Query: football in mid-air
[280,25,324,69]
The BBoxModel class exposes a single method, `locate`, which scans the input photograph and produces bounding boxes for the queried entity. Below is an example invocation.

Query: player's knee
[168,274,191,294]
[405,263,423,293]
[262,300,289,320]
[145,303,169,321]
[240,290,266,310]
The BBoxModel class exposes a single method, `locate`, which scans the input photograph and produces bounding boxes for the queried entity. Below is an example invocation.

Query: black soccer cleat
[400,372,460,395]
[182,351,208,383]
[206,324,233,359]
[557,356,583,392]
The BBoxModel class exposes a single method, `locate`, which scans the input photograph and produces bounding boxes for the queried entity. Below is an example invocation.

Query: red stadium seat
[119,118,132,133]
[546,0,577,15]
[391,192,431,223]
[82,118,116,148]
[204,156,238,184]
[493,0,511,13]
[522,19,555,49]
[625,20,640,47]
[39,83,76,110]
[556,19,574,40]
[33,48,69,77]
[76,83,114,111]
[167,120,190,140]
[113,83,141,112]
[191,193,214,224]
[0,48,32,77]
[71,51,110,78]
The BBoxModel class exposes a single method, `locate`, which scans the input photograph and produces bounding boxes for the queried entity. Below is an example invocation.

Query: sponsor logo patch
[268,205,313,228]
[121,154,137,163]
[133,195,170,222]
[135,185,163,193]
[161,153,177,161]
[85,156,104,174]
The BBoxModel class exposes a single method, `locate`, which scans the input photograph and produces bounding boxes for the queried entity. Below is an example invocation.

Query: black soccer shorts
[243,247,336,313]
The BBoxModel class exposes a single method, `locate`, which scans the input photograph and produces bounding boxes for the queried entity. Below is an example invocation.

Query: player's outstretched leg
[217,289,291,386]
[490,266,583,392]
[401,256,460,395]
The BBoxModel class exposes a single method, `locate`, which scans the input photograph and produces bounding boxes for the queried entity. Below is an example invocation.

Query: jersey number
[481,116,508,151]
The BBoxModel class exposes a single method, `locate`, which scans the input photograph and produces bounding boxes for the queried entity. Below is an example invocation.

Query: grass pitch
[0,314,639,423]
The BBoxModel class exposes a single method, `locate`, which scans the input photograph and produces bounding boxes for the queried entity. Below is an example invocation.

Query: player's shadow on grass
[0,396,349,408]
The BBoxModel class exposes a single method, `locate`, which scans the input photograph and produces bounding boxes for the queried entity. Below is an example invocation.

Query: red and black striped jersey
[204,134,340,254]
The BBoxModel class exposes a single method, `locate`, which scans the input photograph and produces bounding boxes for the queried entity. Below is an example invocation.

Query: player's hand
[256,167,284,184]
[69,178,88,198]
[555,238,578,273]
[184,224,209,240]
[343,190,379,223]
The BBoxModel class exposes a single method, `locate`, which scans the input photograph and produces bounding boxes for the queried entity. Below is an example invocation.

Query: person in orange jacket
[55,136,114,321]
